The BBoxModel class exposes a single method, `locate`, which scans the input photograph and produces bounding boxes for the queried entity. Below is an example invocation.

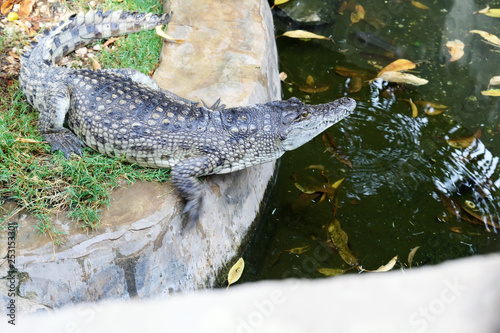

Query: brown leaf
[297,76,330,94]
[348,76,363,93]
[377,59,417,77]
[448,226,464,233]
[408,246,420,269]
[102,37,119,48]
[323,132,353,168]
[446,40,465,62]
[18,0,35,17]
[327,218,359,267]
[446,129,481,149]
[1,0,16,15]
[350,5,365,25]
[414,101,449,115]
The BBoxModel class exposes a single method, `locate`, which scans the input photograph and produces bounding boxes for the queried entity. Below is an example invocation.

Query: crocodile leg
[38,83,85,158]
[170,155,220,228]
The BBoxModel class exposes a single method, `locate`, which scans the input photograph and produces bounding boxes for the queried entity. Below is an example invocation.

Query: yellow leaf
[350,4,365,24]
[481,89,500,96]
[227,258,244,289]
[373,255,398,272]
[411,0,429,10]
[469,30,500,47]
[446,129,480,149]
[327,218,359,267]
[305,75,315,86]
[287,246,311,254]
[279,30,333,41]
[446,40,465,62]
[155,26,184,43]
[414,100,449,115]
[401,99,418,118]
[298,76,330,94]
[474,5,500,18]
[377,71,428,86]
[408,246,420,269]
[377,59,417,77]
[332,178,345,190]
[317,268,346,276]
[274,0,291,5]
[14,137,40,144]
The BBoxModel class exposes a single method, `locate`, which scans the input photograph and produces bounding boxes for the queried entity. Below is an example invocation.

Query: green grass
[0,0,170,237]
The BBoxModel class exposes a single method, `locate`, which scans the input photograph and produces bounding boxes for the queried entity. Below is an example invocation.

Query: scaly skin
[19,10,356,227]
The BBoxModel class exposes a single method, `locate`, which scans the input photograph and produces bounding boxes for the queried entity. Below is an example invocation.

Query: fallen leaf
[227,257,244,289]
[279,30,333,41]
[279,72,288,82]
[297,75,330,93]
[481,89,500,96]
[155,26,184,42]
[411,0,429,10]
[350,4,365,24]
[408,246,420,269]
[323,132,352,168]
[446,40,465,62]
[488,76,500,87]
[474,5,500,18]
[1,0,16,15]
[287,246,311,254]
[377,59,417,77]
[401,99,418,118]
[327,218,359,267]
[317,268,346,276]
[15,137,41,144]
[446,129,481,148]
[469,30,500,47]
[102,37,119,48]
[372,255,398,272]
[377,71,428,86]
[18,0,35,17]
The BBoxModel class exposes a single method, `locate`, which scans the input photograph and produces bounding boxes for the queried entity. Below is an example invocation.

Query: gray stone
[0,0,279,310]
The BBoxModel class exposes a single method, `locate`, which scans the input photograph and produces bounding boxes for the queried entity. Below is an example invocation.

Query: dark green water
[244,0,500,281]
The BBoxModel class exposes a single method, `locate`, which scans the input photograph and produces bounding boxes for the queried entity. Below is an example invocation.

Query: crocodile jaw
[280,97,356,151]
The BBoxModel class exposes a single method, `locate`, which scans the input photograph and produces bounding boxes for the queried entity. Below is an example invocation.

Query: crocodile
[19,10,356,227]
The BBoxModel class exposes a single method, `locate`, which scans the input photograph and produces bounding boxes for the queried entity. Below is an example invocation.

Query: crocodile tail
[21,10,171,66]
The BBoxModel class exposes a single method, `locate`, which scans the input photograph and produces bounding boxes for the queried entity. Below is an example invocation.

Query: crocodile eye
[299,110,310,119]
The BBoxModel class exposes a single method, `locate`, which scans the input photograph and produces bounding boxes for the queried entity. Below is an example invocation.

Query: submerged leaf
[317,268,347,276]
[377,71,428,86]
[446,40,465,62]
[327,218,359,267]
[323,132,353,168]
[279,30,333,41]
[287,246,311,255]
[411,0,429,10]
[350,5,365,24]
[408,246,420,269]
[298,75,330,94]
[227,258,244,289]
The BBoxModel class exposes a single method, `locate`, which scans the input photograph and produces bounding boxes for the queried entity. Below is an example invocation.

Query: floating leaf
[327,218,359,267]
[481,89,500,96]
[348,76,363,93]
[227,258,244,289]
[446,129,481,149]
[317,268,346,276]
[293,174,334,196]
[350,4,365,24]
[298,75,330,94]
[377,59,417,78]
[446,40,465,62]
[323,132,353,168]
[408,246,420,269]
[488,76,500,87]
[279,72,288,82]
[155,26,185,43]
[372,255,398,272]
[414,101,449,115]
[279,30,333,41]
[474,5,500,18]
[411,0,429,10]
[377,71,428,86]
[274,0,291,6]
[469,30,500,47]
[401,99,418,118]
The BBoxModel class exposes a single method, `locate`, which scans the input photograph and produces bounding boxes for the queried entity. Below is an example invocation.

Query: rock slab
[0,0,280,309]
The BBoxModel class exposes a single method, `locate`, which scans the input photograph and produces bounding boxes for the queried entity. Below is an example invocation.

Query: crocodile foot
[181,195,203,230]
[42,128,86,158]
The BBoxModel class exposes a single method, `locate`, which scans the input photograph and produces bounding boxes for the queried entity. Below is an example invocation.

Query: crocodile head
[277,96,356,151]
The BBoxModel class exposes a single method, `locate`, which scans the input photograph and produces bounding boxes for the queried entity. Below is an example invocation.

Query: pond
[244,0,500,281]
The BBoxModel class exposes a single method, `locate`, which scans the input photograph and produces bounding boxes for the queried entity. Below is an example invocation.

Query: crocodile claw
[42,128,86,159]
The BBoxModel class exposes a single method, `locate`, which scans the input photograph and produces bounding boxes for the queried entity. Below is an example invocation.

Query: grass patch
[0,0,170,237]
